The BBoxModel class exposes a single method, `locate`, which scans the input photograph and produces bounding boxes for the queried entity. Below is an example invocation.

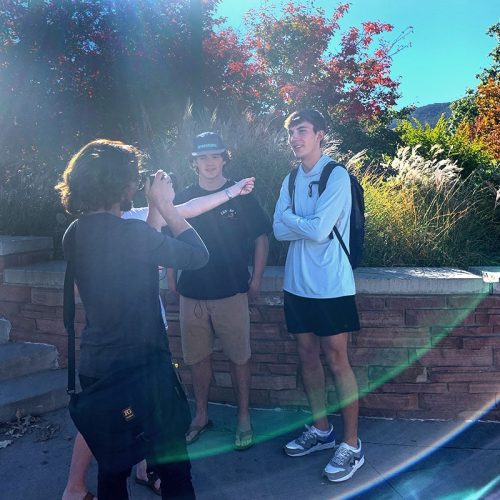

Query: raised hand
[230,177,255,197]
[147,170,175,207]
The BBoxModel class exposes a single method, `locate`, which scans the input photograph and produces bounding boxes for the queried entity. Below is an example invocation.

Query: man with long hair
[57,139,208,499]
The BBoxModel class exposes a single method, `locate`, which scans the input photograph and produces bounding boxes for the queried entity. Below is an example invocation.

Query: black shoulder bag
[63,226,190,473]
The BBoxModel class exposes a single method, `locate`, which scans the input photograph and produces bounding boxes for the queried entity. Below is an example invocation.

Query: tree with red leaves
[244,1,406,124]
[0,0,408,167]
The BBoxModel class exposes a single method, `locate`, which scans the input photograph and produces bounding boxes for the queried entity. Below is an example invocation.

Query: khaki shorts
[180,293,251,366]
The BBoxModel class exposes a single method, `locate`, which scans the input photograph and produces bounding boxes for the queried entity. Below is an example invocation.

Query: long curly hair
[55,139,144,215]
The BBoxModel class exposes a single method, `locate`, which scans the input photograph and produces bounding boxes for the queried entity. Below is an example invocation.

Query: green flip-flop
[235,427,254,451]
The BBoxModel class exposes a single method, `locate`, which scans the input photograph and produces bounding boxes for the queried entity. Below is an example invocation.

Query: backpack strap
[287,168,299,213]
[318,162,352,263]
[317,161,338,196]
[63,222,77,395]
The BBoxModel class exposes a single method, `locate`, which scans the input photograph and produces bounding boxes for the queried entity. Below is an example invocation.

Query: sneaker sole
[284,440,336,457]
[324,455,365,482]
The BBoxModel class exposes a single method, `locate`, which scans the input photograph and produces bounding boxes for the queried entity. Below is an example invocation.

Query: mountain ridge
[409,102,451,126]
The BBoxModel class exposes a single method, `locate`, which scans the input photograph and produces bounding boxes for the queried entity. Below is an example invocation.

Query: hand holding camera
[147,170,175,207]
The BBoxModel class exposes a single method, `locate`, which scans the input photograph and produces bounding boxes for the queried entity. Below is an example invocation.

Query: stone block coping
[260,266,491,295]
[355,267,490,295]
[3,262,494,295]
[3,261,66,289]
[469,266,500,283]
[0,236,53,256]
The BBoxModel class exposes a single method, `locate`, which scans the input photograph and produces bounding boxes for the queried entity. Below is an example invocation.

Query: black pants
[80,374,196,500]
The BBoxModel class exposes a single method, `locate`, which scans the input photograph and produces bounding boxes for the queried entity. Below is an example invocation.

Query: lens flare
[182,289,497,499]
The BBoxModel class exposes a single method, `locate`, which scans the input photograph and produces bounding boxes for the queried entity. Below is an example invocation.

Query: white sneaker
[324,439,365,482]
[283,425,336,457]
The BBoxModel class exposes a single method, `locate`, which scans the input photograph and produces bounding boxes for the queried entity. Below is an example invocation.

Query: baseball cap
[191,132,226,156]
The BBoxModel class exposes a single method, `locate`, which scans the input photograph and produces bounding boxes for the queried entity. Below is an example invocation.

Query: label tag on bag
[122,407,135,421]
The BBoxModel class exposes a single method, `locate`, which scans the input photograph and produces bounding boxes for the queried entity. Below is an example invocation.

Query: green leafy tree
[478,22,499,83]
[449,89,478,132]
[397,116,495,178]
[0,0,258,237]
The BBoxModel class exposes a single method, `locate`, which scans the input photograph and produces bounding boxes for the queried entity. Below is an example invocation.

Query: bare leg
[189,355,212,428]
[62,432,94,500]
[321,333,359,447]
[135,460,147,480]
[229,361,251,431]
[296,333,329,431]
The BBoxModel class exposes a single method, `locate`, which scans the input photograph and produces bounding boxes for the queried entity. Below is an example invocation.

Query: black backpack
[288,161,365,269]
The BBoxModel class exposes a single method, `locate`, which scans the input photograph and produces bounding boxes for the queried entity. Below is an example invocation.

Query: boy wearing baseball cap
[168,132,271,450]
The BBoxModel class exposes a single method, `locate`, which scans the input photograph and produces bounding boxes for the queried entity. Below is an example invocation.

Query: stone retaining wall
[165,271,500,421]
[0,237,499,420]
[0,236,53,273]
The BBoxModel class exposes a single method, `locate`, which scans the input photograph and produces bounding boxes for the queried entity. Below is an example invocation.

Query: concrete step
[0,342,59,382]
[0,369,68,422]
[0,318,11,344]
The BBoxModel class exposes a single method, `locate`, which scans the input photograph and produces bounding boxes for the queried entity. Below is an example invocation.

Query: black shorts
[284,291,360,337]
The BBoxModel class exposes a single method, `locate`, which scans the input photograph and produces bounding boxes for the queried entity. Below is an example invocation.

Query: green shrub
[330,120,401,161]
[449,90,478,131]
[0,152,70,254]
[396,116,496,178]
[360,146,500,267]
[1,110,498,267]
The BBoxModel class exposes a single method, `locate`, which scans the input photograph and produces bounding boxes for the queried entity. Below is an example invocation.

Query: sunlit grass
[359,164,499,268]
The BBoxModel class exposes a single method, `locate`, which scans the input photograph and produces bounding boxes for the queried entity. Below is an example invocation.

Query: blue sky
[216,0,498,108]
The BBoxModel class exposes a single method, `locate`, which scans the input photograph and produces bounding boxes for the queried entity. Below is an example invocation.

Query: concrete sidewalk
[0,402,499,499]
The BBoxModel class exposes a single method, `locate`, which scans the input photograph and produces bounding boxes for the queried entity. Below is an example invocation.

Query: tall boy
[273,110,363,482]
[169,132,271,450]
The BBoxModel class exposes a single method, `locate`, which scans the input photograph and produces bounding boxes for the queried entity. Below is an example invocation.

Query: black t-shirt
[175,180,271,300]
[62,213,208,378]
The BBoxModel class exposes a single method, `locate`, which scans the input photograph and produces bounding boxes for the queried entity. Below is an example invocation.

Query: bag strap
[332,225,350,263]
[322,162,351,259]
[63,222,77,394]
[287,168,299,213]
[317,161,338,196]
[319,162,352,264]
[63,259,76,394]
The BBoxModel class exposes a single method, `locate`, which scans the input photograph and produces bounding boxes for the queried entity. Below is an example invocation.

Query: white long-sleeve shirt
[273,154,355,299]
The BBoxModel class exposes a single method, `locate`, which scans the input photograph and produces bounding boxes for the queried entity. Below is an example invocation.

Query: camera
[149,172,178,191]
[139,171,178,191]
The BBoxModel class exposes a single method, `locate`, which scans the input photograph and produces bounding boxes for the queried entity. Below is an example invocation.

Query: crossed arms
[273,168,350,243]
